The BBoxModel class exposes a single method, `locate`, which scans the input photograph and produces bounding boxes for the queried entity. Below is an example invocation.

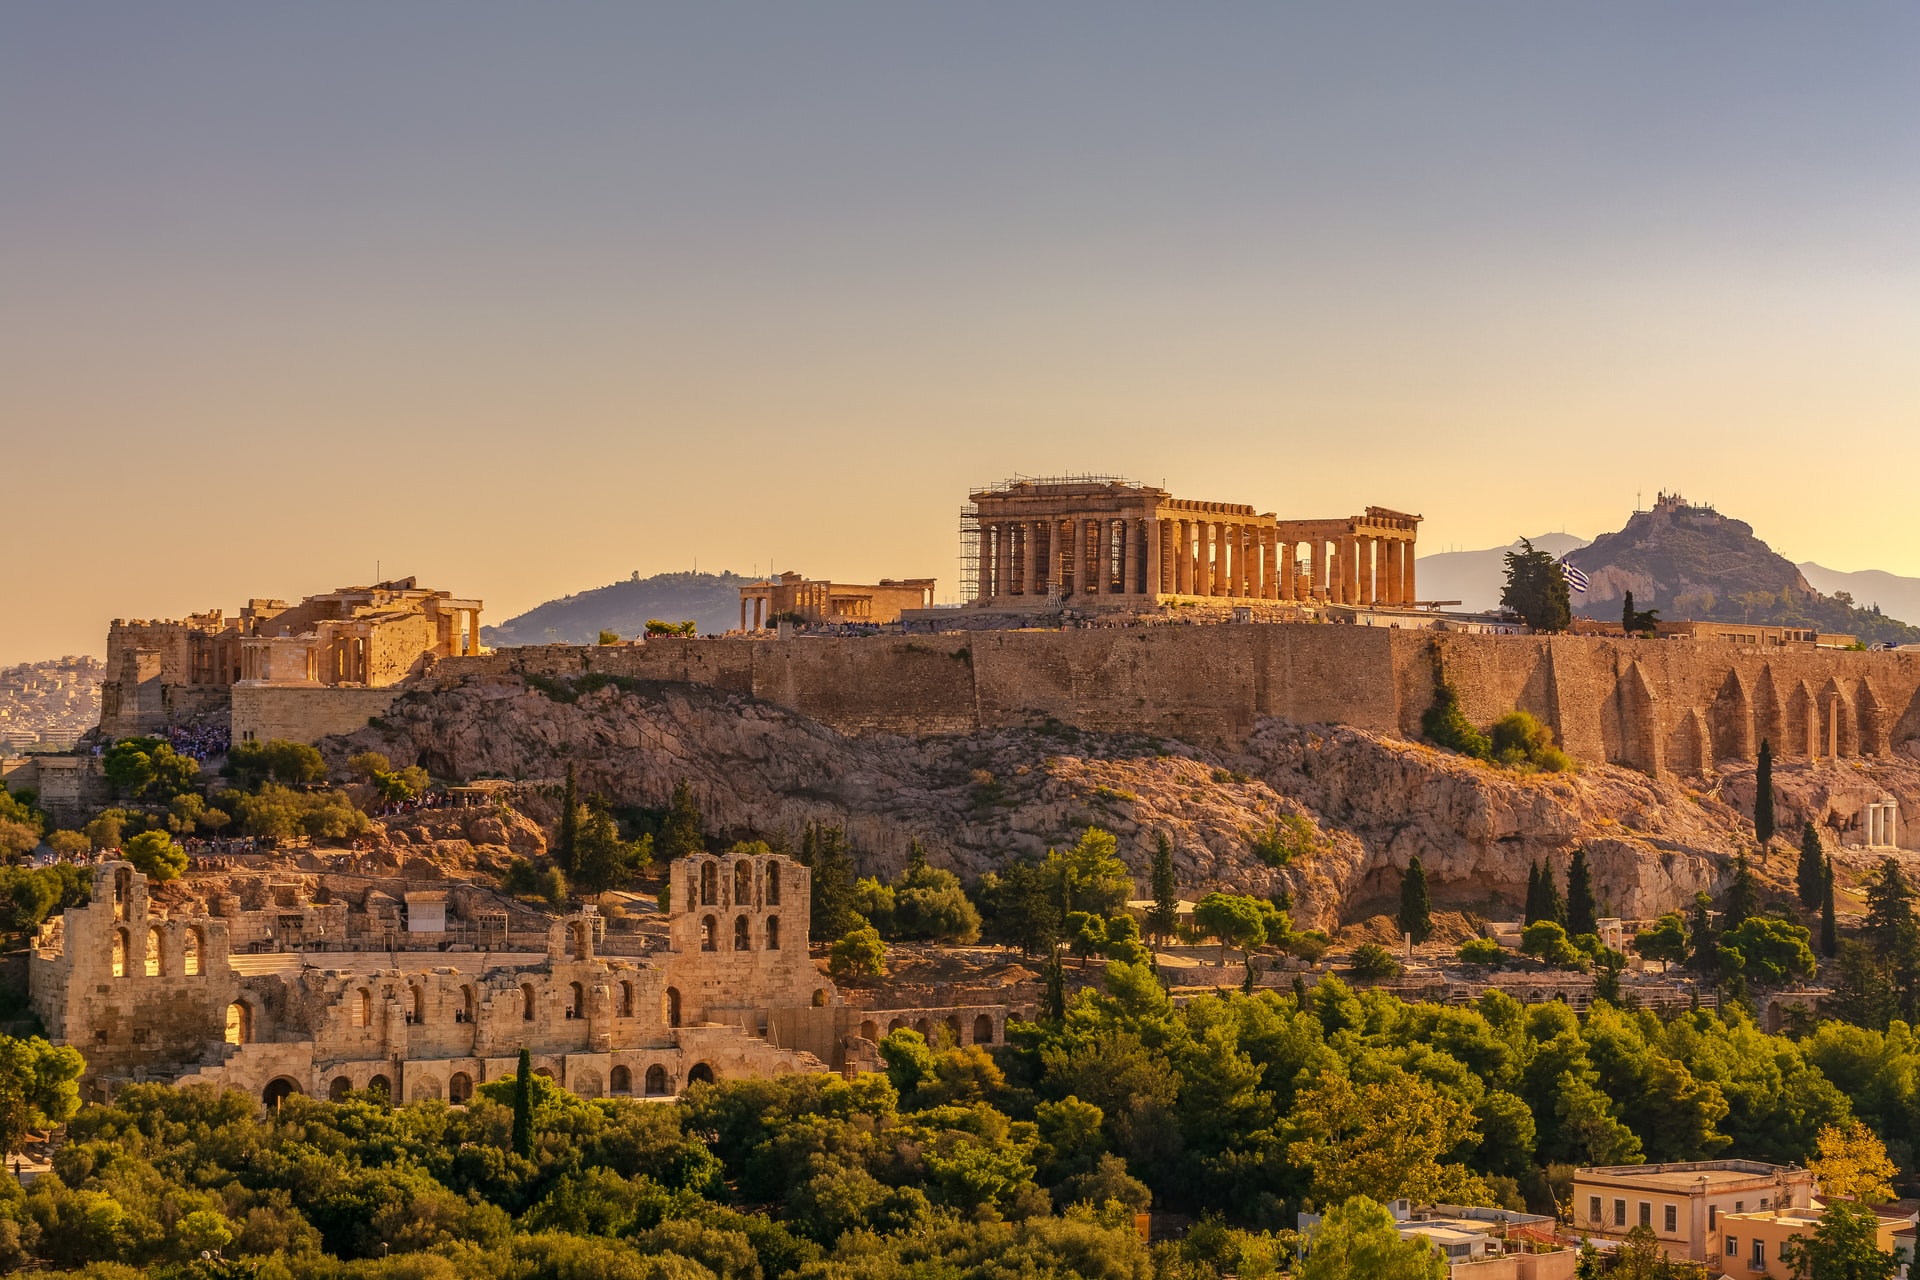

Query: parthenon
[963,478,1421,610]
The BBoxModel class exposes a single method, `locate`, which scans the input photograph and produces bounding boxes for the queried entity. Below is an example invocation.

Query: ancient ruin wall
[431,630,1920,771]
[230,685,405,745]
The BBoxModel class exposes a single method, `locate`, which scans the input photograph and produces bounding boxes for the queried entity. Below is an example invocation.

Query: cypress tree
[1523,862,1542,926]
[1397,855,1433,943]
[1565,847,1598,937]
[1797,820,1827,909]
[557,761,579,873]
[1044,945,1066,1021]
[1820,857,1838,958]
[1754,740,1776,847]
[1542,860,1567,927]
[1724,851,1761,931]
[1148,832,1178,944]
[1621,591,1635,632]
[659,779,705,861]
[511,1048,533,1159]
[1688,891,1717,972]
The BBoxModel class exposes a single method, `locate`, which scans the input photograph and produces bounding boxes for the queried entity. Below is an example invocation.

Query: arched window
[354,988,372,1028]
[567,981,584,1019]
[455,985,474,1023]
[113,867,131,919]
[644,1064,669,1096]
[734,915,750,951]
[859,1020,878,1041]
[887,1018,906,1033]
[407,985,424,1025]
[225,1001,252,1045]
[522,983,537,1021]
[945,1015,962,1046]
[571,921,590,961]
[766,863,781,906]
[448,1072,473,1105]
[263,1078,298,1111]
[111,929,128,978]
[146,927,164,976]
[367,1074,391,1099]
[974,1014,994,1044]
[183,927,204,976]
[700,861,717,906]
[610,1065,632,1094]
[620,981,634,1017]
[328,1076,353,1102]
[686,1063,715,1086]
[734,861,752,903]
[700,916,717,951]
[665,987,682,1028]
[765,916,780,950]
[914,1017,930,1038]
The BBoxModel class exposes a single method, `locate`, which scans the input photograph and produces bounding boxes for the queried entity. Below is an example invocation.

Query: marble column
[1343,536,1360,604]
[1279,540,1294,600]
[1207,522,1222,595]
[1145,518,1162,599]
[1046,520,1062,596]
[1085,519,1101,594]
[1116,520,1131,595]
[1402,539,1417,605]
[1385,537,1402,605]
[741,598,748,632]
[1310,540,1325,601]
[1360,537,1376,607]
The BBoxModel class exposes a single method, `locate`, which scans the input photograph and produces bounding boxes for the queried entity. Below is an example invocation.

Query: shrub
[1489,712,1573,773]
[1519,920,1585,968]
[829,926,886,979]
[123,830,187,883]
[1421,654,1491,760]
[1348,943,1402,980]
[1457,937,1506,967]
[1248,814,1320,867]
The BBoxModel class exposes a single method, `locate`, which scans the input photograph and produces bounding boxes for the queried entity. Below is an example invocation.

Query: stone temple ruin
[30,850,1014,1107]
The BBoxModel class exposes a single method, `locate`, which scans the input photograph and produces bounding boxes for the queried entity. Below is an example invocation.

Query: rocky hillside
[1565,494,1919,645]
[324,673,1920,930]
[484,571,752,646]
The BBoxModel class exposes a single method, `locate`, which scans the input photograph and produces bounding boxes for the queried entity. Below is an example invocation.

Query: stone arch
[1790,680,1821,758]
[183,927,204,976]
[522,983,537,1021]
[262,1077,299,1111]
[1668,707,1711,776]
[734,915,751,951]
[113,866,132,918]
[700,916,717,951]
[914,1017,930,1038]
[1613,661,1663,775]
[619,981,634,1017]
[945,1015,963,1046]
[686,1062,715,1086]
[568,981,584,1019]
[665,987,682,1028]
[887,1017,907,1033]
[226,1000,253,1045]
[533,1066,554,1080]
[1859,679,1889,756]
[734,860,753,903]
[367,1074,391,1098]
[1711,667,1756,762]
[973,1014,994,1044]
[645,1064,669,1095]
[354,987,373,1028]
[328,1075,353,1102]
[407,984,424,1025]
[457,985,475,1024]
[1821,679,1856,757]
[766,862,781,906]
[145,925,164,977]
[766,916,781,950]
[811,988,827,1007]
[111,928,128,978]
[700,860,718,906]
[449,1072,473,1104]
[610,1065,632,1094]
[859,1020,878,1041]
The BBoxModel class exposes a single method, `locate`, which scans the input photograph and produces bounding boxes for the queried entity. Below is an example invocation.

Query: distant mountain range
[482,572,752,646]
[1796,564,1920,634]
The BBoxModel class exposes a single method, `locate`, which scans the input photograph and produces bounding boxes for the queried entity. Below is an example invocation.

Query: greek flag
[1559,558,1590,594]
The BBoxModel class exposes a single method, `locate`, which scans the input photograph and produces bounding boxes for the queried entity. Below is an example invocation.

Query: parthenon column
[1021,522,1037,596]
[1145,518,1163,599]
[741,598,748,633]
[1221,525,1238,598]
[1232,526,1247,598]
[1309,540,1325,601]
[1207,522,1222,595]
[1402,539,1417,605]
[1116,520,1132,594]
[1384,537,1402,605]
[1084,519,1101,595]
[1344,536,1361,604]
[1360,537,1376,607]
[1001,523,1017,600]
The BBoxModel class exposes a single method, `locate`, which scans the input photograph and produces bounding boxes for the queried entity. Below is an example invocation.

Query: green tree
[1287,1073,1490,1208]
[1565,848,1598,937]
[828,926,886,979]
[1823,942,1897,1030]
[1718,917,1818,987]
[1860,857,1919,1017]
[1457,937,1505,967]
[1820,857,1838,958]
[1634,913,1689,972]
[1724,852,1761,931]
[1689,891,1717,972]
[1043,945,1067,1021]
[1349,943,1402,980]
[511,1048,533,1158]
[103,738,201,801]
[1520,920,1582,967]
[980,858,1060,957]
[557,761,579,871]
[597,630,620,645]
[657,780,705,861]
[1194,892,1267,966]
[1524,861,1543,925]
[0,1035,84,1153]
[1755,739,1776,846]
[1779,1200,1897,1280]
[1500,539,1572,633]
[1148,832,1179,945]
[571,803,648,893]
[1044,827,1135,919]
[1420,650,1490,760]
[1621,591,1660,637]
[123,829,187,883]
[1397,856,1432,944]
[1297,1196,1446,1280]
[889,845,982,943]
[802,823,861,941]
[1799,821,1828,909]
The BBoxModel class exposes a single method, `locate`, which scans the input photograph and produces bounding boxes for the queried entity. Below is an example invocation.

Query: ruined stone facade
[31,852,1010,1107]
[99,578,482,742]
[960,478,1422,611]
[737,572,937,630]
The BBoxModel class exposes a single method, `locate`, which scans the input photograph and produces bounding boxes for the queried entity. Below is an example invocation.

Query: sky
[3,4,1916,663]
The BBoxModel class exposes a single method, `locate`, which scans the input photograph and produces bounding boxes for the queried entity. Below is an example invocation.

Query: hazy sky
[4,5,1916,663]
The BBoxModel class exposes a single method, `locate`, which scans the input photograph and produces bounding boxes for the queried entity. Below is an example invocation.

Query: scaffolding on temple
[960,475,1138,604]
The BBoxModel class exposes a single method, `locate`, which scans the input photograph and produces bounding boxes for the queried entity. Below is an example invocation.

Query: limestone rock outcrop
[326,676,1920,930]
